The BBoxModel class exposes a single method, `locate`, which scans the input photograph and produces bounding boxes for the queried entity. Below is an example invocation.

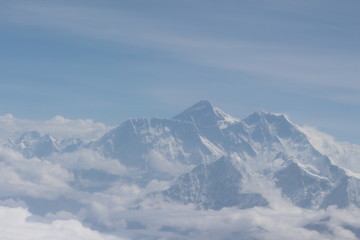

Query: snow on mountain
[274,161,332,209]
[163,155,268,210]
[58,137,84,153]
[91,101,236,183]
[5,100,360,211]
[163,102,360,209]
[299,125,360,175]
[172,100,239,128]
[6,130,84,158]
[2,101,360,240]
[6,131,59,158]
[92,117,219,184]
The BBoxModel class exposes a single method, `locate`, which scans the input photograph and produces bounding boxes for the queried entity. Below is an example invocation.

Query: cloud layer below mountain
[1,113,360,239]
[0,206,125,240]
[2,202,360,240]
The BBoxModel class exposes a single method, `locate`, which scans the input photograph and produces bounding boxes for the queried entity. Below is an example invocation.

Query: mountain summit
[173,100,238,127]
[6,101,360,210]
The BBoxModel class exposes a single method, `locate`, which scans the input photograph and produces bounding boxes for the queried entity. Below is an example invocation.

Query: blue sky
[1,0,360,143]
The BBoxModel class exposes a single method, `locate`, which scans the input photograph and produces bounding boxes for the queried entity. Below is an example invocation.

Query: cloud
[299,125,360,175]
[49,149,128,176]
[0,147,74,199]
[2,0,360,94]
[0,114,111,143]
[1,2,360,239]
[146,150,195,176]
[0,206,126,240]
[104,203,360,240]
[0,140,360,240]
[323,92,360,106]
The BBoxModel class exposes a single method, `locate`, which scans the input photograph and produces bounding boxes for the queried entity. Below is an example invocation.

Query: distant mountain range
[6,100,360,210]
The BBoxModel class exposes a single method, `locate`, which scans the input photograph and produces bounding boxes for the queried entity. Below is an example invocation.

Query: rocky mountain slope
[6,100,360,210]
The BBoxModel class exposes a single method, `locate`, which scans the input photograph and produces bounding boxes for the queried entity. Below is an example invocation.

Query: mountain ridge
[5,100,360,210]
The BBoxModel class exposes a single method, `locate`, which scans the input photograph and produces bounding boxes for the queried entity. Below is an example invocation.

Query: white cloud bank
[0,147,74,199]
[0,206,126,240]
[49,149,128,176]
[0,195,359,239]
[78,200,360,240]
[0,114,112,143]
[299,125,360,175]
[0,114,359,239]
[2,197,360,240]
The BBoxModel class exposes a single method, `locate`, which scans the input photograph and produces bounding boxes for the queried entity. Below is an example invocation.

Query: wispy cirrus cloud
[2,0,360,93]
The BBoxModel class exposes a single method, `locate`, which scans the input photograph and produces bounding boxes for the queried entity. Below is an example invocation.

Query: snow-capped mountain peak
[5,101,360,211]
[173,100,238,128]
[244,111,291,128]
[15,130,42,144]
[5,131,84,158]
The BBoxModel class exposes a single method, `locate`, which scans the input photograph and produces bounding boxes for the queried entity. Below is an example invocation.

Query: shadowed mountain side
[5,100,360,210]
[163,156,268,210]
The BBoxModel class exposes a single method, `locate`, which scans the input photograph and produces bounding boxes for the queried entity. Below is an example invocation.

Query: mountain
[6,130,84,158]
[91,101,234,184]
[161,105,360,210]
[7,100,360,210]
[172,100,238,127]
[164,155,268,210]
